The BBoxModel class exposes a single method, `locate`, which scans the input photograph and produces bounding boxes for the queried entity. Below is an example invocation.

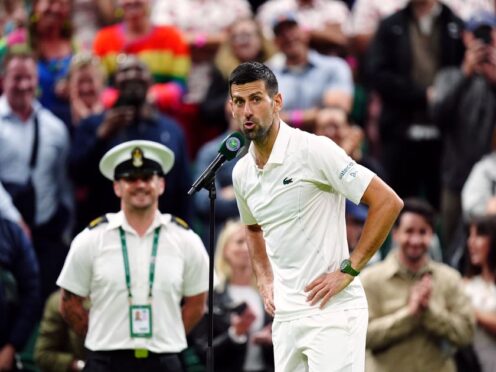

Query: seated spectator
[257,0,350,55]
[29,0,75,128]
[200,17,276,133]
[67,52,105,128]
[463,215,496,372]
[315,106,385,178]
[69,55,192,233]
[0,0,28,67]
[361,198,475,372]
[34,290,86,372]
[189,220,274,372]
[267,14,354,130]
[0,217,41,372]
[345,200,381,265]
[93,0,190,117]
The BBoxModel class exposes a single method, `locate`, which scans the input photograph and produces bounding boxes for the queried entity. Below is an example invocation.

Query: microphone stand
[206,180,216,372]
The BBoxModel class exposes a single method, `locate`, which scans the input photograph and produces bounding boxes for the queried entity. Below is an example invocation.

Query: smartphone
[229,302,248,315]
[474,25,492,45]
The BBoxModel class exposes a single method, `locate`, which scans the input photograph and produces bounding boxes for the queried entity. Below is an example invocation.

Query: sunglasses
[116,170,160,182]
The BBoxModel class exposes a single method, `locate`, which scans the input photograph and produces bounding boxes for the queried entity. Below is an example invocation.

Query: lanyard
[119,226,161,303]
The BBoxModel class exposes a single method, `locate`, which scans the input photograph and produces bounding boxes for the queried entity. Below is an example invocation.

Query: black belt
[89,349,179,359]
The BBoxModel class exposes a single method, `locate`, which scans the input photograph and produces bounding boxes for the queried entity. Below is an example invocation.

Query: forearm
[59,289,88,338]
[182,293,207,335]
[476,310,496,335]
[245,225,273,286]
[351,177,403,271]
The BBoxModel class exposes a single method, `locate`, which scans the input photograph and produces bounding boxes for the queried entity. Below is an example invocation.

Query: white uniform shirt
[56,211,209,352]
[232,121,374,321]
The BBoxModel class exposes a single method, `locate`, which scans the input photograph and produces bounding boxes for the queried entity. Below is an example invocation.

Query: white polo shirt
[233,121,375,321]
[56,211,209,352]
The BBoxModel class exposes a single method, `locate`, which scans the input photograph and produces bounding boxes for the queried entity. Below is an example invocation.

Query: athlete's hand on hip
[259,282,275,317]
[305,271,354,309]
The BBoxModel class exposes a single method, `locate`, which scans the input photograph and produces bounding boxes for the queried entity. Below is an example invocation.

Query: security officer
[57,140,209,372]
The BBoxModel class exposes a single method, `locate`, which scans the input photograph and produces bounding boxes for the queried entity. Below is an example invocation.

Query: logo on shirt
[283,177,293,185]
[339,162,358,182]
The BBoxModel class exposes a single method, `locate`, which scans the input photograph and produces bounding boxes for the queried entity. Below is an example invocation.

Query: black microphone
[188,132,245,195]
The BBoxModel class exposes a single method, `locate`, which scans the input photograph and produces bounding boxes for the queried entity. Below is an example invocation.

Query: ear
[113,181,122,198]
[158,177,165,196]
[272,92,283,113]
[229,99,235,117]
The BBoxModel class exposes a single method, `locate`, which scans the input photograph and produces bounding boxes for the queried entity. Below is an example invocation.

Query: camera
[474,25,493,45]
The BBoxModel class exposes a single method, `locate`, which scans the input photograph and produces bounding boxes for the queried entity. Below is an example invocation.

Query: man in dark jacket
[69,56,193,234]
[0,217,41,371]
[366,0,465,210]
[431,11,496,251]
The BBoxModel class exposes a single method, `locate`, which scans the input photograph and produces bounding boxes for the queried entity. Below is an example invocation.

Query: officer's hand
[305,271,353,309]
[97,107,135,139]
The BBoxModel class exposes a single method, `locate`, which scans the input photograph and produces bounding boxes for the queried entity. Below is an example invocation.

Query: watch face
[340,259,350,271]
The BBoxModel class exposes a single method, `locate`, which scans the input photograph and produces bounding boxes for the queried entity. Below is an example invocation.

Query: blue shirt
[0,96,72,225]
[267,50,353,110]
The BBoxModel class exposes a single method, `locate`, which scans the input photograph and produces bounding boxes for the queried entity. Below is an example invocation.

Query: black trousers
[84,350,184,372]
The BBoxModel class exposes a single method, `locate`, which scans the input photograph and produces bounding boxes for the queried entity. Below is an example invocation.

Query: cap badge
[131,147,144,167]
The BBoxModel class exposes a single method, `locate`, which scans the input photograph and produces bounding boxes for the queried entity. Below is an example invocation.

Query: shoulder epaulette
[88,215,108,229]
[172,216,190,230]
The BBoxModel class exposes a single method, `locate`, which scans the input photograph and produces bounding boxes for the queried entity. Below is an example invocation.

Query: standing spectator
[200,17,276,133]
[67,52,105,128]
[189,220,274,372]
[29,0,75,128]
[34,289,86,372]
[70,56,192,233]
[93,0,190,118]
[431,11,496,249]
[366,0,465,210]
[58,140,209,372]
[267,14,354,130]
[0,50,72,302]
[0,217,41,372]
[464,215,496,372]
[257,0,350,55]
[361,198,475,372]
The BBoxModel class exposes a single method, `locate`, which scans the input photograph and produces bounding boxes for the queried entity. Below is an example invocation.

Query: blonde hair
[214,219,255,289]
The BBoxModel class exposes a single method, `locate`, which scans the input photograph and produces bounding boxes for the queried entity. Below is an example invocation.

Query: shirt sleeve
[232,161,257,226]
[56,229,94,297]
[0,183,21,222]
[306,134,375,205]
[182,230,209,297]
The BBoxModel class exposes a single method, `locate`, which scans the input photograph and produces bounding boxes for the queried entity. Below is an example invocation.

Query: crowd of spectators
[1,0,496,371]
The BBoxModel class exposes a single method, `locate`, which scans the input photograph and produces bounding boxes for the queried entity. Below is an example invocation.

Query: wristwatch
[340,259,360,276]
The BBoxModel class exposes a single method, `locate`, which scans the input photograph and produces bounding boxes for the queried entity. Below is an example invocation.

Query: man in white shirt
[229,61,403,371]
[57,140,209,372]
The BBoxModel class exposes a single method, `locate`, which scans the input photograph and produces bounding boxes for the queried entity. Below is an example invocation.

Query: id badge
[129,305,152,338]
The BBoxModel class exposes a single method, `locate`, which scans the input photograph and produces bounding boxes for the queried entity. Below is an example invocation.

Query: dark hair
[394,197,436,230]
[465,215,496,280]
[228,61,278,97]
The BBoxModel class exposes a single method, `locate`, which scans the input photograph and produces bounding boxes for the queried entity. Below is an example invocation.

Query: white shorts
[272,308,368,372]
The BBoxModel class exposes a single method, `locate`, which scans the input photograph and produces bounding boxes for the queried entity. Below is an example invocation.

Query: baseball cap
[466,11,496,31]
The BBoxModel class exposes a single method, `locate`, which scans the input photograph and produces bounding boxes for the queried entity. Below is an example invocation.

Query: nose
[243,102,253,117]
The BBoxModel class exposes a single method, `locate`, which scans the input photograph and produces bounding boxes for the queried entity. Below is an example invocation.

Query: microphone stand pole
[206,179,216,372]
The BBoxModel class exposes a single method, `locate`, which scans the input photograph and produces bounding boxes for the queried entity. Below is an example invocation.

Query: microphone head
[218,132,245,160]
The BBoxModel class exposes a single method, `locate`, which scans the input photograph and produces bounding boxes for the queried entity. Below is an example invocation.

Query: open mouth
[244,121,255,130]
